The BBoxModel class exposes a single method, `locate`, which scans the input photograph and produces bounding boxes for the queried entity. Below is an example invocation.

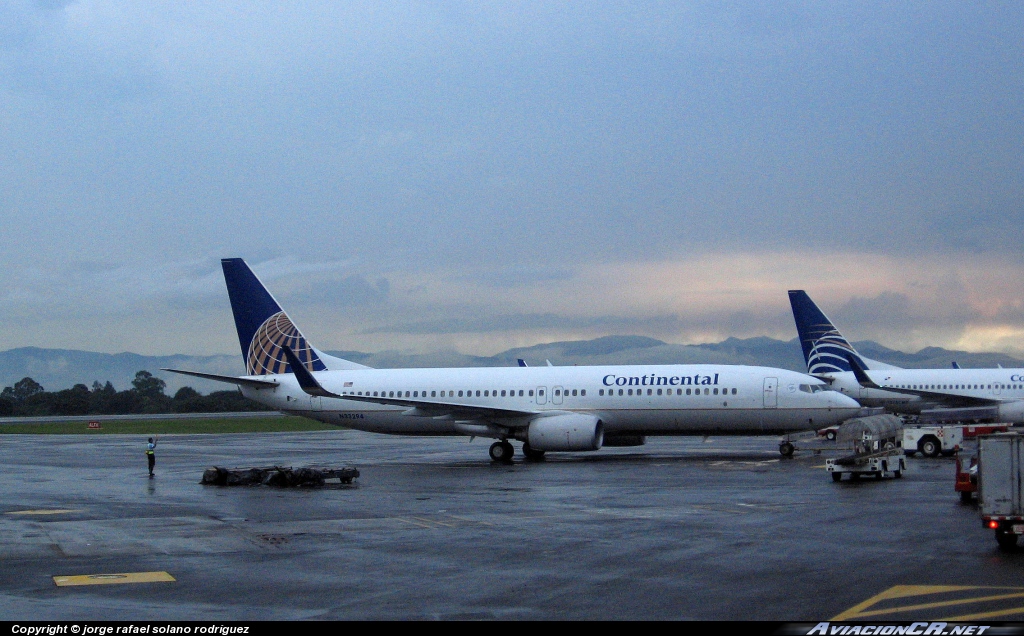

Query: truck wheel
[996,530,1019,551]
[919,437,941,458]
[894,469,902,478]
[831,472,842,482]
[960,490,973,503]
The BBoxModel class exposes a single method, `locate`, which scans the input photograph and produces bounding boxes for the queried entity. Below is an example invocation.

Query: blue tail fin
[222,258,326,376]
[788,290,867,374]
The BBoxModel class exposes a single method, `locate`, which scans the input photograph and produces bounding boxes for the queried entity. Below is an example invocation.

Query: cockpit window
[799,384,828,393]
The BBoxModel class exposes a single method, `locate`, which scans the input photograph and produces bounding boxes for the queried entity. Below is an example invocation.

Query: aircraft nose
[831,392,861,411]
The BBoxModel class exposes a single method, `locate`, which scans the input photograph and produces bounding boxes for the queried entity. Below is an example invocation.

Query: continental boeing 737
[789,289,1024,424]
[164,259,861,461]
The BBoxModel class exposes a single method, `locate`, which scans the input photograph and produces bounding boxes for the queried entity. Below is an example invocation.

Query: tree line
[0,371,274,417]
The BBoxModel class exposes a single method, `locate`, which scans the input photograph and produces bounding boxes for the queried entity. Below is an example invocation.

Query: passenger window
[732,388,736,395]
[647,389,652,395]
[484,390,489,397]
[657,389,662,395]
[458,390,463,397]
[686,388,691,395]
[519,390,524,396]
[713,388,719,395]
[571,389,577,396]
[539,390,545,396]
[501,390,507,397]
[580,389,585,396]
[600,389,605,396]
[529,390,535,396]
[704,388,709,395]
[555,389,561,396]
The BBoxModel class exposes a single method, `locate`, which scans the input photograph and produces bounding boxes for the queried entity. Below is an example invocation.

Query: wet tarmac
[0,431,1020,621]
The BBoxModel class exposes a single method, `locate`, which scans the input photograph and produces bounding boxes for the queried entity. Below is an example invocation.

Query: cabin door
[763,377,778,408]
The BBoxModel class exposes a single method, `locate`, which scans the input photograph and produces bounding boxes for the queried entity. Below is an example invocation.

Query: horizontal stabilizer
[161,369,279,389]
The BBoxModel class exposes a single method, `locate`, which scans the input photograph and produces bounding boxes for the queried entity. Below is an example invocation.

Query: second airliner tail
[788,290,897,374]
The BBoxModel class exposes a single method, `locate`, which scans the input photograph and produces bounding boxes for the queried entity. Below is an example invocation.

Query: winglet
[846,355,881,389]
[952,361,960,369]
[281,346,342,398]
[518,359,528,367]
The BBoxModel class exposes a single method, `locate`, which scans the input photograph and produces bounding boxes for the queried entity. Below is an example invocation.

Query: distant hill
[2,337,1022,394]
[0,347,244,395]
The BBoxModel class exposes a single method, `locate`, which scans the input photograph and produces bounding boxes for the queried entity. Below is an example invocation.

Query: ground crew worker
[146,436,158,477]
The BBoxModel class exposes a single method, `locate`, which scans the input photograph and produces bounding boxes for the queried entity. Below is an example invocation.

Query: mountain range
[2,336,1022,396]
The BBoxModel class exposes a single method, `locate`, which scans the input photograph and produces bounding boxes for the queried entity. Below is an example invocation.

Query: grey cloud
[289,275,390,308]
[367,309,787,339]
[836,292,914,330]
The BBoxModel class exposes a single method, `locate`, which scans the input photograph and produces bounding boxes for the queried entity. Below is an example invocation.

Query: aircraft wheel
[489,441,514,463]
[831,472,842,482]
[779,442,795,457]
[522,443,546,461]
[825,430,836,441]
[850,473,860,481]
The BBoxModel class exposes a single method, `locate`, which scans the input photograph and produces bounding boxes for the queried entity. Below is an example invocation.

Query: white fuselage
[240,364,861,436]
[826,368,1024,414]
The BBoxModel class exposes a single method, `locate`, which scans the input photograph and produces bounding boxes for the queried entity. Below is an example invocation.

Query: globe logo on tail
[246,312,325,375]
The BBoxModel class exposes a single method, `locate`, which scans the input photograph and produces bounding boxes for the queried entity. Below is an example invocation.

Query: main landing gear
[489,441,514,463]
[521,442,546,461]
[489,440,547,463]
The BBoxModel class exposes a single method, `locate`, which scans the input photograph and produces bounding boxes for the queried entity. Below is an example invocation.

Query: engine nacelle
[527,413,604,452]
[998,401,1024,424]
[602,434,646,447]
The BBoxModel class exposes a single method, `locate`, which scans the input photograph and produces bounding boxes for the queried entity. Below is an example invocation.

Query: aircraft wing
[845,356,1000,407]
[280,346,538,422]
[161,369,280,390]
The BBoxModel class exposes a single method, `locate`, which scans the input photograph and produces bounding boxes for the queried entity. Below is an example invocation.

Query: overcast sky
[1,1,1023,359]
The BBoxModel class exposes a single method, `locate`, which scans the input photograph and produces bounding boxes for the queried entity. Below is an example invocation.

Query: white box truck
[977,433,1024,550]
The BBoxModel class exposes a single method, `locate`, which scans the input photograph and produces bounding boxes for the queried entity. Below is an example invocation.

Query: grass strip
[0,416,336,435]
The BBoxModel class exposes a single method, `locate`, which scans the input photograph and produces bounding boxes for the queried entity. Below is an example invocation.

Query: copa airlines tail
[789,290,1024,424]
[788,290,898,374]
[164,259,861,462]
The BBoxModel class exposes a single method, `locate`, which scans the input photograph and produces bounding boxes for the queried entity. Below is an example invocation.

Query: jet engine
[998,401,1024,425]
[526,413,604,452]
